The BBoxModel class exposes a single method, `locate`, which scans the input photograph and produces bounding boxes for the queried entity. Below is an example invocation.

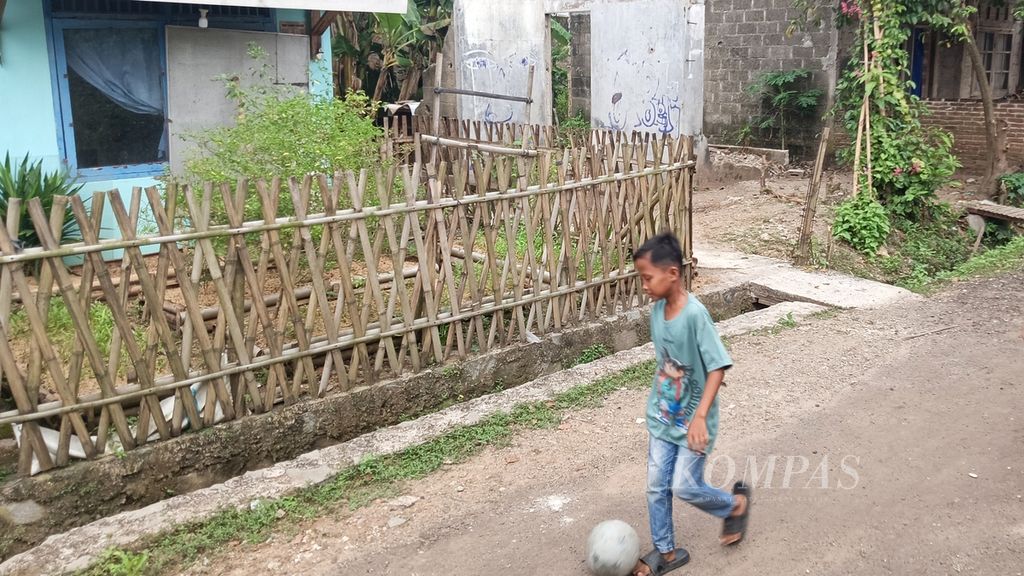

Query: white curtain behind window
[64,27,167,158]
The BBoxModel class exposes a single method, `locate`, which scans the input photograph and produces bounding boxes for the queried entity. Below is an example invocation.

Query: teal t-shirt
[647,294,733,453]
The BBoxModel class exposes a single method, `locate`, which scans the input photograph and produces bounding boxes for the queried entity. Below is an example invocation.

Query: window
[981,31,1013,92]
[50,20,168,179]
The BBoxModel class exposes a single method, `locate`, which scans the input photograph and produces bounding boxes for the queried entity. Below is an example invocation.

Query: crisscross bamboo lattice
[0,132,694,476]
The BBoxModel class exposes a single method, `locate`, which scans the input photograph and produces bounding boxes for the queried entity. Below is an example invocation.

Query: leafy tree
[333,0,452,102]
[743,68,823,152]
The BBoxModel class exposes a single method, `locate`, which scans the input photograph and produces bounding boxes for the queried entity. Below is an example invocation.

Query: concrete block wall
[569,12,592,119]
[704,0,836,156]
[922,100,1024,171]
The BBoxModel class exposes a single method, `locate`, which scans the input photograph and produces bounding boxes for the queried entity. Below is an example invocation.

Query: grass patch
[0,464,14,484]
[81,361,656,576]
[924,235,1024,290]
[569,344,612,368]
[728,203,1016,293]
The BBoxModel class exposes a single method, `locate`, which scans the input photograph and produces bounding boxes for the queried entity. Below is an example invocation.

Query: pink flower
[910,161,923,174]
[893,166,904,176]
[840,0,862,17]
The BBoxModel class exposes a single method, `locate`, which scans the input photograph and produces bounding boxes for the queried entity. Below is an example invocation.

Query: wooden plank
[964,202,1024,223]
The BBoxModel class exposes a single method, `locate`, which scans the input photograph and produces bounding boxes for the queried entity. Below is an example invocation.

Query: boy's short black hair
[632,232,684,271]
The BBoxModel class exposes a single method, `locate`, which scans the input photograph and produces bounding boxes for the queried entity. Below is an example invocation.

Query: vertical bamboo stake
[98,195,203,436]
[0,197,20,418]
[53,200,172,446]
[19,202,126,452]
[523,64,536,150]
[0,199,55,474]
[141,188,237,424]
[26,196,68,410]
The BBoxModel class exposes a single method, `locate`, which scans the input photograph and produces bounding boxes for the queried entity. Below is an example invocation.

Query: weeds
[81,550,149,576]
[571,344,612,367]
[934,236,1024,284]
[0,464,13,484]
[751,312,800,337]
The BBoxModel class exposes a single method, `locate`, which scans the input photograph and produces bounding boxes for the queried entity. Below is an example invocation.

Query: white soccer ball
[585,519,641,576]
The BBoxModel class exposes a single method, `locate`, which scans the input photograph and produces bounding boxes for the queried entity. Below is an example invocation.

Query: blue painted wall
[0,1,61,171]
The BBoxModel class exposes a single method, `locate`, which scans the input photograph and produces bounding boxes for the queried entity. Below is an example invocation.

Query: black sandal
[721,481,751,545]
[636,548,690,575]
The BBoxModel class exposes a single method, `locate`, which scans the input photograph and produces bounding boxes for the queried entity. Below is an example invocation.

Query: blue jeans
[647,435,736,553]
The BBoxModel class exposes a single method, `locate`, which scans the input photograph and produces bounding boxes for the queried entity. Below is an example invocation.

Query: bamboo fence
[0,132,694,476]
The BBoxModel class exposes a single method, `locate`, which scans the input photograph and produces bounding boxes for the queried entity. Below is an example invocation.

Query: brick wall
[922,100,1024,171]
[704,0,836,157]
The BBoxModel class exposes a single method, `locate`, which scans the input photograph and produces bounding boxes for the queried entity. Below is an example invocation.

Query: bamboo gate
[0,126,694,476]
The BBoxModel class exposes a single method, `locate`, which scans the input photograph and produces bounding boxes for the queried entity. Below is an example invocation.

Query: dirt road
[193,270,1024,576]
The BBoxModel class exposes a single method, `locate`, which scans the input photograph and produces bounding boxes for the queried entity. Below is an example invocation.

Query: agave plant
[0,153,84,249]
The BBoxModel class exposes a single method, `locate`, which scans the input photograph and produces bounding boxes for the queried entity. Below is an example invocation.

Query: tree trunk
[372,64,390,102]
[399,66,422,101]
[962,30,1005,199]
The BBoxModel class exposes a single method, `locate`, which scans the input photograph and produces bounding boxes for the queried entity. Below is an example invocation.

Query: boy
[631,233,750,576]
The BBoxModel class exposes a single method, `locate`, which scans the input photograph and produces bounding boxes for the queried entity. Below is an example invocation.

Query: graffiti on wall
[596,48,684,136]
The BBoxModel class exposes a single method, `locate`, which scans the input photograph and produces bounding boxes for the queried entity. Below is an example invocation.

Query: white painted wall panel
[590,0,703,138]
[453,0,552,125]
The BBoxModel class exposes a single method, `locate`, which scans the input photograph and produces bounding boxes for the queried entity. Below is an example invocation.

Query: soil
[173,170,1024,575]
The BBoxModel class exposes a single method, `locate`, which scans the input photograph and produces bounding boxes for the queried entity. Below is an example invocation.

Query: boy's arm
[687,368,725,453]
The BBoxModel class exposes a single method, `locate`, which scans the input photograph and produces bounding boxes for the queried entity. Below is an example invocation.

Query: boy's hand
[687,415,709,452]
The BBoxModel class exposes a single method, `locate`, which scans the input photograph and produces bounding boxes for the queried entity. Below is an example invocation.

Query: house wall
[703,0,837,155]
[276,8,334,99]
[928,40,966,100]
[0,1,62,171]
[450,0,705,141]
[922,100,1024,171]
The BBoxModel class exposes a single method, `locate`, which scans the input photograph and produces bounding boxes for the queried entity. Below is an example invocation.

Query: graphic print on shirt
[655,348,699,432]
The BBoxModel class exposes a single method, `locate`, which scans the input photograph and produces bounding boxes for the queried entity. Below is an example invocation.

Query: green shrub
[0,153,84,249]
[743,68,823,153]
[178,43,384,227]
[182,89,382,224]
[832,193,891,255]
[1000,172,1024,208]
